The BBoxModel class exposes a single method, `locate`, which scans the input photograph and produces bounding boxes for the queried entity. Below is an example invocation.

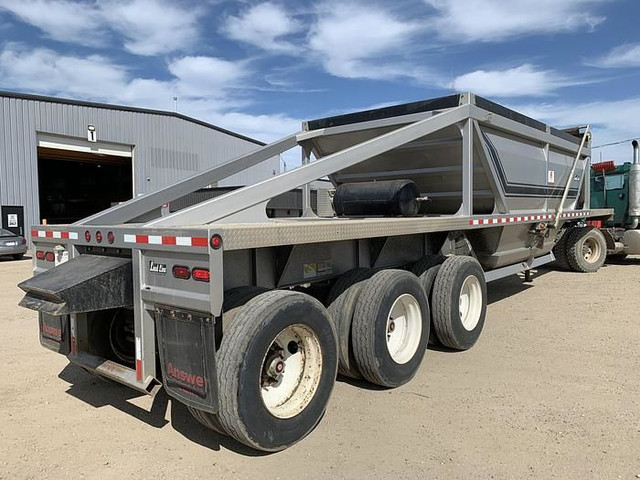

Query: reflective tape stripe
[468,211,591,226]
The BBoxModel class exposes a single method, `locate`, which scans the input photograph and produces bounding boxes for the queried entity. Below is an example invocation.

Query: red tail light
[192,268,210,282]
[44,252,55,262]
[36,251,45,260]
[85,231,91,242]
[95,231,103,243]
[107,232,115,244]
[210,234,222,249]
[172,265,191,280]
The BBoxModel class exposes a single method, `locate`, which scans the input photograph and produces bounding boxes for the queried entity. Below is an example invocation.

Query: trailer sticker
[31,230,78,240]
[123,234,208,247]
[468,211,590,226]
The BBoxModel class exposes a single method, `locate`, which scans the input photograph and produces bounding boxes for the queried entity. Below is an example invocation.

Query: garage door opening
[38,147,133,224]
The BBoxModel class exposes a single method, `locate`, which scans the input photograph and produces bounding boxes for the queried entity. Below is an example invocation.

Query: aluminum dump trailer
[19,93,612,452]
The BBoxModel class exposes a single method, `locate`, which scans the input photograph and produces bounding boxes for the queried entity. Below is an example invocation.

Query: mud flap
[155,306,219,413]
[39,313,70,355]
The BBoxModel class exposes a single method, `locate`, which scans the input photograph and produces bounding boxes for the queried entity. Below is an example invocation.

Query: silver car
[0,228,27,260]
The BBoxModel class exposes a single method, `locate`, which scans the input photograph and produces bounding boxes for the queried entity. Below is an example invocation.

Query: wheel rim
[582,236,601,264]
[260,324,323,419]
[459,275,483,331]
[385,293,422,364]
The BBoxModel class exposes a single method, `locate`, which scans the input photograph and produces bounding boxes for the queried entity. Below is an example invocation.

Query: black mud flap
[39,313,70,355]
[155,306,219,413]
[18,255,133,316]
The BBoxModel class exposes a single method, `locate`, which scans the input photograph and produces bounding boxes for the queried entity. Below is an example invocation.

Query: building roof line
[0,90,266,146]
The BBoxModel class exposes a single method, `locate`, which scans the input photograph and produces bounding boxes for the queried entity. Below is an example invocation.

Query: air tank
[333,179,421,217]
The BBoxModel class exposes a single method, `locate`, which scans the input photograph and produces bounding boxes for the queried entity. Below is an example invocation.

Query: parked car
[0,228,27,259]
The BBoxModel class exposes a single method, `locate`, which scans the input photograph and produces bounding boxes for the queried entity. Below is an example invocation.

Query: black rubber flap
[156,309,219,413]
[18,255,133,316]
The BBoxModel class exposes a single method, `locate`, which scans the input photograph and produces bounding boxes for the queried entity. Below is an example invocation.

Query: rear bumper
[0,245,27,256]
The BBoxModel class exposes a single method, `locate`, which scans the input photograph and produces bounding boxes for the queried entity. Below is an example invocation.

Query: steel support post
[461,119,474,216]
[301,145,316,217]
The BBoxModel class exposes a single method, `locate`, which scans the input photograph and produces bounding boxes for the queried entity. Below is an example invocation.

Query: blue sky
[1,0,640,164]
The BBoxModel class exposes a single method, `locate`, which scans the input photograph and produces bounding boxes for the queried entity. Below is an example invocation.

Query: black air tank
[333,179,421,217]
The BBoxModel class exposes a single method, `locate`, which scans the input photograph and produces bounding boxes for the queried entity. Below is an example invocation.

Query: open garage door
[37,138,133,224]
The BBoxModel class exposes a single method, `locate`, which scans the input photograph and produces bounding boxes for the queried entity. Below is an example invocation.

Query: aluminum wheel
[582,236,602,264]
[260,324,323,419]
[385,293,422,364]
[459,275,483,331]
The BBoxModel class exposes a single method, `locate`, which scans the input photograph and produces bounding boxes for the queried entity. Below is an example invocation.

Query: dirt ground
[0,255,639,480]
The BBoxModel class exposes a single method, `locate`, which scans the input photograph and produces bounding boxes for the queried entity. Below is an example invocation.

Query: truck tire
[326,268,374,379]
[188,406,227,435]
[217,290,338,452]
[565,226,607,273]
[351,270,429,388]
[552,229,571,270]
[432,256,487,351]
[412,255,445,345]
[191,286,272,436]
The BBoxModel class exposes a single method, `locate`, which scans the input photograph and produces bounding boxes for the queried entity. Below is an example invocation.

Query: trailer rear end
[19,93,612,451]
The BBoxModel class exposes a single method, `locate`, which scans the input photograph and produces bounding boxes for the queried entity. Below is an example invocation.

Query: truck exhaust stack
[630,140,640,229]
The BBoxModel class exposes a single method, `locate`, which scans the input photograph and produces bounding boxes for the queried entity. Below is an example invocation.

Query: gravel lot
[0,255,639,479]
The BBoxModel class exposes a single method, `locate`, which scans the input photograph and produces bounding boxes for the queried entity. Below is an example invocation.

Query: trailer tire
[351,270,429,388]
[432,256,487,351]
[412,255,445,345]
[552,229,571,270]
[217,290,338,452]
[188,407,227,435]
[327,268,374,379]
[223,286,269,312]
[565,226,607,273]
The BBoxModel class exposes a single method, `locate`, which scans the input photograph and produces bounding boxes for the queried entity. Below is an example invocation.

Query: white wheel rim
[260,324,323,419]
[582,237,601,264]
[459,275,482,331]
[385,293,422,364]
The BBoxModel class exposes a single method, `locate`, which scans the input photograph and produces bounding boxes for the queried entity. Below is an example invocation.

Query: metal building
[0,91,278,235]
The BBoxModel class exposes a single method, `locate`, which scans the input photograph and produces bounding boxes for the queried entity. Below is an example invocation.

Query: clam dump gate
[19,93,612,452]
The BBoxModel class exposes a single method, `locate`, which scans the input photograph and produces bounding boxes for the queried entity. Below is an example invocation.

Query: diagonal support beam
[146,105,470,227]
[76,133,301,226]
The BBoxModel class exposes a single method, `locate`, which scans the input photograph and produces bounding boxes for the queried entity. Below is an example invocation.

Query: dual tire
[554,226,607,273]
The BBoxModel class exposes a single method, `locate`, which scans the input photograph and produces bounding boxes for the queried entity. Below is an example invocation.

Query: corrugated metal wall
[0,94,279,230]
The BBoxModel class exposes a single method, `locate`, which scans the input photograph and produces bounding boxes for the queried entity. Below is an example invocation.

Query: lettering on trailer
[167,363,205,389]
[148,261,167,275]
[42,323,62,341]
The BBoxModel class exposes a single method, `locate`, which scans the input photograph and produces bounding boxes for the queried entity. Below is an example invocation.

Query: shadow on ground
[58,363,268,456]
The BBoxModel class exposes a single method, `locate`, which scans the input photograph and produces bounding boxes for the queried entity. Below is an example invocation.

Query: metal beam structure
[76,133,300,226]
[145,105,470,226]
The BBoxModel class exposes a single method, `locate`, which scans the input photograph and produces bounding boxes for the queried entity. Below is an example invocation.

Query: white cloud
[0,0,104,46]
[589,43,640,68]
[168,56,249,97]
[424,0,607,42]
[0,44,300,143]
[101,0,203,56]
[0,44,130,99]
[0,0,204,55]
[308,3,434,82]
[453,64,568,97]
[513,97,640,163]
[222,2,302,54]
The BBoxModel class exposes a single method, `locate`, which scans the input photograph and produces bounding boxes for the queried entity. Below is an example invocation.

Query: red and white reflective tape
[469,211,590,226]
[31,230,79,240]
[135,337,142,382]
[123,234,208,247]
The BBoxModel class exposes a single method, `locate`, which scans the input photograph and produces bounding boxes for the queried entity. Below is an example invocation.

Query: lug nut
[388,321,396,333]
